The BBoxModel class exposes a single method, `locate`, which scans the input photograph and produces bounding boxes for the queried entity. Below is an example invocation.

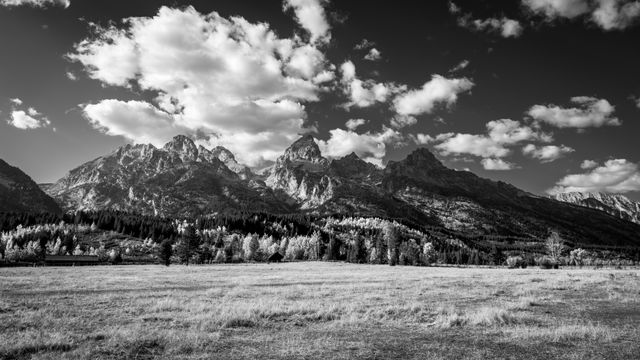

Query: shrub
[536,256,556,269]
[109,249,122,265]
[506,256,524,269]
[569,248,587,267]
[213,248,226,263]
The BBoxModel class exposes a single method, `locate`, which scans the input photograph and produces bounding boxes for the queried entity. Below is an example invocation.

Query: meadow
[1,263,639,360]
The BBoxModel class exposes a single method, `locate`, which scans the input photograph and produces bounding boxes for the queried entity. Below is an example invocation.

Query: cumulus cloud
[527,96,620,128]
[435,133,511,158]
[523,0,640,30]
[523,0,590,18]
[390,114,418,129]
[0,0,69,8]
[5,98,51,130]
[364,48,382,61]
[431,119,554,168]
[317,127,402,166]
[481,158,517,170]
[549,159,640,194]
[345,118,367,131]
[393,75,474,116]
[460,16,524,38]
[82,100,188,146]
[339,60,401,108]
[522,144,574,162]
[68,6,335,167]
[283,0,331,43]
[7,110,51,130]
[580,159,598,169]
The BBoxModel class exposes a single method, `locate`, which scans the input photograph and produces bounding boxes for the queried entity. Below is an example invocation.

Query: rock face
[46,134,640,247]
[266,135,333,208]
[47,136,286,217]
[0,159,61,213]
[552,192,640,224]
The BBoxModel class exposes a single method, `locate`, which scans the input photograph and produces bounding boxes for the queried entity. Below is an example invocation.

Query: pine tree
[176,225,200,265]
[158,239,173,266]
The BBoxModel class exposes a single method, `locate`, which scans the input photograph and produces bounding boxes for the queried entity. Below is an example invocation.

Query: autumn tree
[545,231,566,263]
[383,222,399,266]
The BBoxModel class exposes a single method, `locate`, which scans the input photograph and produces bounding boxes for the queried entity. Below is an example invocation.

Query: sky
[0,0,639,200]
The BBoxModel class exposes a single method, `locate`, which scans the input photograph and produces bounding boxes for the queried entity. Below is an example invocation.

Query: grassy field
[1,263,639,360]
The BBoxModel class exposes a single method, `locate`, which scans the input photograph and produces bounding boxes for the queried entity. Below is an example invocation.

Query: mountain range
[39,134,640,248]
[552,192,640,225]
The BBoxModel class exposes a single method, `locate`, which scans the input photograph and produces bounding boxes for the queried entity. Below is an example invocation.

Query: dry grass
[0,263,639,359]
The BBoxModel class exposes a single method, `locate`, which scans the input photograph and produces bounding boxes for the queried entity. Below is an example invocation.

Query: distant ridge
[0,159,61,213]
[552,192,640,224]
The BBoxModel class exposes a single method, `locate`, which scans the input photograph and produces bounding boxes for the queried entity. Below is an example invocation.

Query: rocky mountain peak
[211,146,236,163]
[281,134,325,164]
[162,135,198,162]
[403,148,446,169]
[330,152,379,179]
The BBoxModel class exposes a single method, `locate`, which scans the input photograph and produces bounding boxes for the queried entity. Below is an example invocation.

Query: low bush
[536,256,556,269]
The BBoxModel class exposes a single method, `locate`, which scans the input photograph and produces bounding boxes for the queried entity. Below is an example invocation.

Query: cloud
[527,96,620,128]
[82,99,188,146]
[435,133,511,158]
[68,6,334,167]
[283,0,331,43]
[580,159,598,169]
[523,0,590,18]
[449,59,470,73]
[460,17,524,38]
[364,48,382,61]
[522,144,574,162]
[7,111,49,129]
[354,38,375,50]
[317,127,402,166]
[448,1,461,14]
[393,75,474,116]
[345,118,367,131]
[410,132,455,145]
[481,158,517,170]
[549,159,640,194]
[5,99,51,130]
[390,114,418,129]
[431,119,553,168]
[0,0,69,8]
[339,60,401,108]
[523,0,640,30]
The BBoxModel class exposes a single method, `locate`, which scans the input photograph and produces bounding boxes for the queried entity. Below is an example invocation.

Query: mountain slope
[552,192,640,224]
[0,159,61,213]
[382,149,640,247]
[47,136,289,217]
